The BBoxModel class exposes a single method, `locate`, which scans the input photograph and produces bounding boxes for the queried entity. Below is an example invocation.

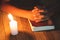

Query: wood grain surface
[0,11,60,40]
[0,11,6,40]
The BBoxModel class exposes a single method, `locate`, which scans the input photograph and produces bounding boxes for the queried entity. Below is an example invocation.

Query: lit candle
[8,13,18,35]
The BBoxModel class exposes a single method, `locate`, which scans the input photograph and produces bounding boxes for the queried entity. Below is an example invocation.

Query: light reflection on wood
[0,11,60,40]
[0,11,6,40]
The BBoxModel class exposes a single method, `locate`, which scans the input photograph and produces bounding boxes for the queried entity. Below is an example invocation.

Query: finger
[33,14,44,19]
[34,6,44,12]
[33,15,43,22]
[39,10,44,12]
[39,15,44,18]
[33,16,41,21]
[33,15,40,19]
[34,6,39,10]
[34,15,44,21]
[32,7,39,13]
[34,19,42,23]
[35,20,40,23]
[32,9,39,14]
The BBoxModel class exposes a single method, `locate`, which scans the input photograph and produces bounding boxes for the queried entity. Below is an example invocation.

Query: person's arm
[2,4,32,19]
[2,4,44,22]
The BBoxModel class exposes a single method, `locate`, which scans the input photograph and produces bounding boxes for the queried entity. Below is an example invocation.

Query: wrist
[23,11,32,19]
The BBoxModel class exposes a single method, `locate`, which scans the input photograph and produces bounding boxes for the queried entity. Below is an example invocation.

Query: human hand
[29,6,44,22]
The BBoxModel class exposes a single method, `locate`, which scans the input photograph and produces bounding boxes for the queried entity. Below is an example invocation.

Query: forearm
[2,4,32,19]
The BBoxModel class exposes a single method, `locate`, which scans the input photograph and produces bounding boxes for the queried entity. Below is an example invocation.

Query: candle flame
[8,13,14,21]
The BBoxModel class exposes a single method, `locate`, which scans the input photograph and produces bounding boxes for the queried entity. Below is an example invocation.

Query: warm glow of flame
[8,13,18,35]
[8,13,14,21]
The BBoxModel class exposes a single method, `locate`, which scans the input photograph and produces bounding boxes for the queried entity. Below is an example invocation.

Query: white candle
[9,20,18,35]
[8,13,18,35]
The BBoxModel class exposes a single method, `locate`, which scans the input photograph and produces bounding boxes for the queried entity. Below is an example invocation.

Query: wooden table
[0,11,60,40]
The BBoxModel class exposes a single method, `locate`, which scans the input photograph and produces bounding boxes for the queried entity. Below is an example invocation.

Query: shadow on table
[9,31,36,40]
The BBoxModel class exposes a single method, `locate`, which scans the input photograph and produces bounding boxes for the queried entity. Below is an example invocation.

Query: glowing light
[8,13,14,21]
[8,13,18,35]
